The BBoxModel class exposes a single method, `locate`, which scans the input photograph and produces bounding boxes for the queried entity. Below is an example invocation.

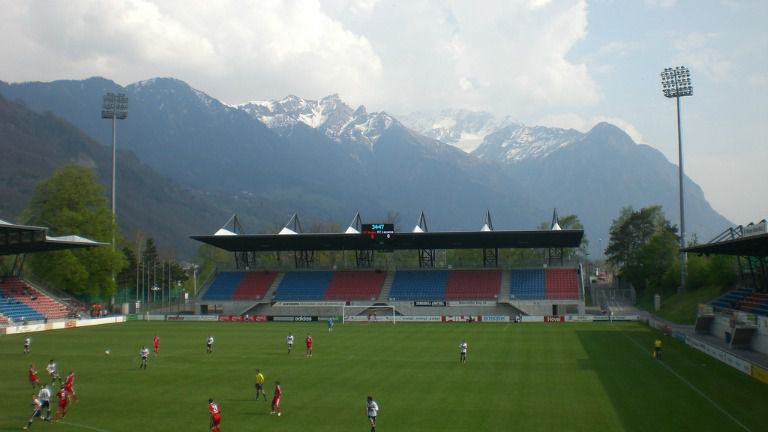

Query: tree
[21,165,127,300]
[606,206,676,269]
[606,206,678,292]
[631,228,679,292]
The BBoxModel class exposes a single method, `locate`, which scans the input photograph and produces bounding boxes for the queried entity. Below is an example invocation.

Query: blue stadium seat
[509,269,545,300]
[274,272,332,301]
[389,271,448,301]
[202,272,245,300]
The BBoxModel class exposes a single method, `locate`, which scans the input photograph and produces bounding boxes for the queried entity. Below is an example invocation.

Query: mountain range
[0,77,731,259]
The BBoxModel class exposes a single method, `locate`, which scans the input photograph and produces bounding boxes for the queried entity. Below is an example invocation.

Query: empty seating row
[545,268,580,300]
[509,268,580,300]
[0,278,69,321]
[274,271,389,301]
[712,288,768,316]
[510,269,545,299]
[741,292,768,316]
[202,271,278,300]
[711,288,753,311]
[444,270,501,300]
[202,272,245,300]
[325,271,387,301]
[274,272,333,301]
[0,300,44,321]
[201,268,580,302]
[389,271,449,301]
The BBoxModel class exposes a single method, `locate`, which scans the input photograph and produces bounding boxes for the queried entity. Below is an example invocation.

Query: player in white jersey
[24,336,31,354]
[366,395,379,432]
[206,336,215,354]
[286,332,294,354]
[46,360,61,385]
[140,345,150,369]
[459,340,468,364]
[37,384,52,421]
[23,393,43,430]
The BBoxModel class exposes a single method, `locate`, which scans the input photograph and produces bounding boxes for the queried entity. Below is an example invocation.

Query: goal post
[342,304,396,324]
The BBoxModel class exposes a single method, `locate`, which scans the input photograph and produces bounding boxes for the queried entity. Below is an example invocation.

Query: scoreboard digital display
[361,223,395,241]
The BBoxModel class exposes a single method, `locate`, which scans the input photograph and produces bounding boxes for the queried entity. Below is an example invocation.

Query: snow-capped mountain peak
[399,109,510,153]
[474,124,582,163]
[401,109,581,163]
[238,94,396,149]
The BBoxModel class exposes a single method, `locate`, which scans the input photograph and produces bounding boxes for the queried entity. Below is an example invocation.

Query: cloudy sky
[1,0,766,227]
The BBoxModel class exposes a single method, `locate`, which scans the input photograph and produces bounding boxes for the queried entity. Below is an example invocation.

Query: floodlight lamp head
[101,92,129,119]
[660,65,693,98]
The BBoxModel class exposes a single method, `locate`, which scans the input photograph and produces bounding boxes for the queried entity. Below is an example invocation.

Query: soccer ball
[105,349,111,355]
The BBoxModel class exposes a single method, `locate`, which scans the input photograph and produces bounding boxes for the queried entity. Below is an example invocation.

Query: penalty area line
[614,324,752,432]
[58,420,112,432]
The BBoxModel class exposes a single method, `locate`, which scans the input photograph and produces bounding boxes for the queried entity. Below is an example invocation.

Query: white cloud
[357,0,599,115]
[644,0,677,8]
[673,32,734,82]
[537,113,587,131]
[748,74,768,88]
[0,0,383,104]
[0,0,598,115]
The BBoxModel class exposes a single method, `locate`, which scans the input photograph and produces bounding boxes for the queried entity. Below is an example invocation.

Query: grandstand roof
[191,229,584,252]
[0,218,106,255]
[683,233,768,257]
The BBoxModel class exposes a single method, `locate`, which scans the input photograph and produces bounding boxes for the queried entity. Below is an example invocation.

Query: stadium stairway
[499,270,511,301]
[263,272,285,302]
[376,271,396,302]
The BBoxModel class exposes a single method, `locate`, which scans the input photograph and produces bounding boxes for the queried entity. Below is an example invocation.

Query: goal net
[342,305,396,324]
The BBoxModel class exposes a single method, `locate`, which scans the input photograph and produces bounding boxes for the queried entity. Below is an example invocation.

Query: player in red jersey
[208,398,222,432]
[54,386,68,422]
[64,371,78,403]
[270,381,282,416]
[153,335,160,354]
[305,335,313,357]
[28,364,40,388]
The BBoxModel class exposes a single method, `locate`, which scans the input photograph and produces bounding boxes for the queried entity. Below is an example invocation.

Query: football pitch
[1,321,767,432]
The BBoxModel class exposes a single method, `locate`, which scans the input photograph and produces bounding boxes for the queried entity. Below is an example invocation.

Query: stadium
[2,211,768,431]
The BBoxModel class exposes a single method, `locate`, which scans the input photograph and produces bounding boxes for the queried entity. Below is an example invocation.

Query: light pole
[101,93,128,249]
[661,66,693,294]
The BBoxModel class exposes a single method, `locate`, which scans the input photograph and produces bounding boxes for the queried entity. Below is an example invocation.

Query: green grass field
[1,321,767,432]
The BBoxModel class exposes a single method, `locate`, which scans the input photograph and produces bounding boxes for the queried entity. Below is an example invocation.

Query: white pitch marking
[615,324,752,432]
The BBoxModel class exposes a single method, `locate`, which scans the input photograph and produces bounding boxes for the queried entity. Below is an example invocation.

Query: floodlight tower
[101,92,128,250]
[661,66,692,294]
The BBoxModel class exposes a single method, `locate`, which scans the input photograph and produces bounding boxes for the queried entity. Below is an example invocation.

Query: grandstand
[0,277,71,322]
[712,287,768,317]
[195,266,582,318]
[0,217,102,324]
[190,210,586,319]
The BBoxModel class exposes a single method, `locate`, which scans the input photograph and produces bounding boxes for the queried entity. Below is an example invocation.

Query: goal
[341,305,396,324]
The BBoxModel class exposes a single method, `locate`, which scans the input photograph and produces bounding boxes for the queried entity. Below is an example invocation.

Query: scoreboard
[361,223,395,242]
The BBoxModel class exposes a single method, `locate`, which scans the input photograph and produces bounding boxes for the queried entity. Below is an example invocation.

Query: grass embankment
[637,284,726,324]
